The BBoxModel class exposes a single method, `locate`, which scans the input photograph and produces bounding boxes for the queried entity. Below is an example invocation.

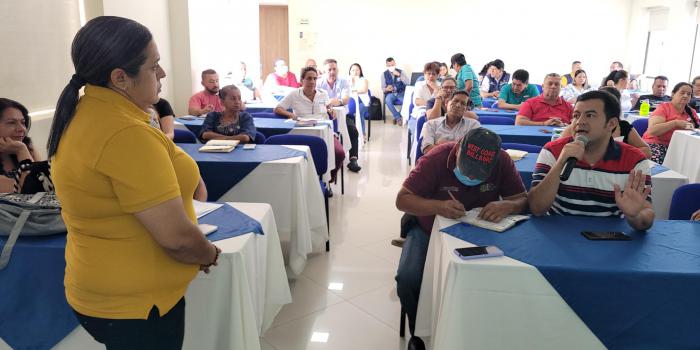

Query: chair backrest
[479,116,515,125]
[501,142,543,153]
[254,131,266,144]
[535,84,543,93]
[264,134,327,175]
[669,184,700,220]
[252,112,285,119]
[174,129,197,143]
[631,118,648,136]
[414,115,429,163]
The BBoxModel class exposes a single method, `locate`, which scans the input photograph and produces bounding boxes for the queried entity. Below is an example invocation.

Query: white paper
[193,200,223,219]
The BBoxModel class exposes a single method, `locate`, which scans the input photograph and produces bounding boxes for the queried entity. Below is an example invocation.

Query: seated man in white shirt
[421,91,481,154]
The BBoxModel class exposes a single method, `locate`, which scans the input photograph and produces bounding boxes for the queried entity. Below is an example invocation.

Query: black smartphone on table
[581,231,632,241]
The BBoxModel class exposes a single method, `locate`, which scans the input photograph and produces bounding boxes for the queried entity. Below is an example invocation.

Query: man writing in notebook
[528,90,654,230]
[395,127,527,350]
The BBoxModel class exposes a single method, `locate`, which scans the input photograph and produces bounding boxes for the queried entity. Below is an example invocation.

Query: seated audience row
[396,90,654,350]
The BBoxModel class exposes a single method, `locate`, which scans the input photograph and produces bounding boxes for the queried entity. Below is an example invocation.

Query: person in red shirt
[516,73,572,126]
[642,82,699,163]
[395,128,528,350]
[263,59,300,92]
[188,69,223,116]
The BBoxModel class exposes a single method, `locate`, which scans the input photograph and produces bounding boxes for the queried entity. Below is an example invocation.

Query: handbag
[0,192,65,270]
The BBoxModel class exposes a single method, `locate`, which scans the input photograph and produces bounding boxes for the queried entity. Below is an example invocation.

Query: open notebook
[505,149,528,161]
[458,208,530,233]
[199,139,239,153]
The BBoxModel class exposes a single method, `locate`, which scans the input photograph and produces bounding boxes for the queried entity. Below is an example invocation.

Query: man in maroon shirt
[395,128,528,350]
[516,73,572,126]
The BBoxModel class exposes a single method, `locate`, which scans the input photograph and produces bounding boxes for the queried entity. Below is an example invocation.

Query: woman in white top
[561,69,592,104]
[605,70,636,111]
[349,63,370,119]
[414,62,440,107]
[274,67,345,185]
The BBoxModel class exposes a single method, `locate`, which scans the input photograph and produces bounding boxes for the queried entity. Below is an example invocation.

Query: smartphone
[243,144,256,150]
[453,246,504,260]
[581,231,631,241]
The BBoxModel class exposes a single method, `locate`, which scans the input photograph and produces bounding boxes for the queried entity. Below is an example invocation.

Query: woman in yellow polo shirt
[47,16,219,349]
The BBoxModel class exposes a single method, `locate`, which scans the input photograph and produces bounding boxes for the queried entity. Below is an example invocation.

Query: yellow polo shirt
[52,85,200,319]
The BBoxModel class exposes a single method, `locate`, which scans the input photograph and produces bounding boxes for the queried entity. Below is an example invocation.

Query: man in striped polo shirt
[528,90,654,231]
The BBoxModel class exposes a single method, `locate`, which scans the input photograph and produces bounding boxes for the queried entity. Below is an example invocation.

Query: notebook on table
[458,208,530,233]
[199,139,239,153]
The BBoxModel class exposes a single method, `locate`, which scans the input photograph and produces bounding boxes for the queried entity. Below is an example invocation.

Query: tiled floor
[262,121,414,350]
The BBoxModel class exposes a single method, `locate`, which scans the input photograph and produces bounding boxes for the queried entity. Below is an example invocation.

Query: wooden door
[259,5,289,79]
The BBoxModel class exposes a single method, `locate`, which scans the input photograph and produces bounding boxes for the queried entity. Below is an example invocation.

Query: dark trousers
[346,115,359,159]
[73,297,186,350]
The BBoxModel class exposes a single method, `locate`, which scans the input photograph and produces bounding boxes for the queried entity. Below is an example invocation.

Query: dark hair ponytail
[47,16,152,157]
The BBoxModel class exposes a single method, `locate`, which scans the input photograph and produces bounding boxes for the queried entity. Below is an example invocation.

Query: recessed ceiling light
[310,332,329,343]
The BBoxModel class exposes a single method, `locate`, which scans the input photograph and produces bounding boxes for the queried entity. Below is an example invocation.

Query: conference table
[621,111,648,124]
[178,144,328,275]
[483,125,554,146]
[243,100,277,113]
[663,129,700,182]
[513,154,688,219]
[0,202,291,350]
[475,107,517,118]
[176,117,336,181]
[415,215,700,350]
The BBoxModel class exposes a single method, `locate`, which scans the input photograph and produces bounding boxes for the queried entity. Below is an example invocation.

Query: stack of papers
[193,200,223,219]
[505,149,528,161]
[459,208,530,232]
[199,139,239,153]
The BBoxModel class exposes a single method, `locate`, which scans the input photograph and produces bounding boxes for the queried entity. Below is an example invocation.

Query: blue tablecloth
[441,217,700,349]
[475,108,517,118]
[178,144,306,201]
[176,117,295,138]
[0,204,262,350]
[245,106,274,114]
[483,125,554,146]
[513,153,538,190]
[651,163,670,176]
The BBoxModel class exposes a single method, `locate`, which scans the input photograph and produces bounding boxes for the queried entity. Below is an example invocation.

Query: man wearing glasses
[425,77,477,120]
[421,91,481,154]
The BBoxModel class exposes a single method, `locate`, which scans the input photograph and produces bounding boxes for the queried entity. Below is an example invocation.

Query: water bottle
[640,100,650,116]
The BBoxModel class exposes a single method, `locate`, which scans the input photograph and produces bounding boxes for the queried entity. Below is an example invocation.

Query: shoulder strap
[0,209,30,270]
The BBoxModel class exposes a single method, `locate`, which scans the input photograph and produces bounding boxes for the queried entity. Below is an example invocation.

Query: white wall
[187,0,261,96]
[626,0,700,86]
[102,0,175,104]
[287,0,633,94]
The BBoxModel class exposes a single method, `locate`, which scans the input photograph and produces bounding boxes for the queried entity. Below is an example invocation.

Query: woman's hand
[0,137,29,155]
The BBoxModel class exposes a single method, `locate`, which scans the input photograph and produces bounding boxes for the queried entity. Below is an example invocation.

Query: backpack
[368,96,383,120]
[0,192,65,270]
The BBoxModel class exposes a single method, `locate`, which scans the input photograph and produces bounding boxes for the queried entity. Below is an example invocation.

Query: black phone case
[581,231,632,241]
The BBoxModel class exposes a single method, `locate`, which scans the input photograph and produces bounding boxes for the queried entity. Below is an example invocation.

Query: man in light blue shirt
[317,58,361,172]
[450,53,482,107]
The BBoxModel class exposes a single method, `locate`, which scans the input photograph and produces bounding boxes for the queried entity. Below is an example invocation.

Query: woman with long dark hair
[642,82,699,163]
[49,16,218,349]
[0,98,39,193]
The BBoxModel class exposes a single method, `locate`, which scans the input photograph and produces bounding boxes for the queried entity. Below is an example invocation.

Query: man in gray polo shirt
[421,90,481,154]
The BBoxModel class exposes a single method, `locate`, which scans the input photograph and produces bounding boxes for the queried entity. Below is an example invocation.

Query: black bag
[368,96,383,120]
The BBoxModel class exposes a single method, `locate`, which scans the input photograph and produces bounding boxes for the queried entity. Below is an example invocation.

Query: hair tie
[69,74,86,88]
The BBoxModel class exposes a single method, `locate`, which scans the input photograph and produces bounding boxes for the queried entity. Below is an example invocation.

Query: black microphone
[559,135,589,181]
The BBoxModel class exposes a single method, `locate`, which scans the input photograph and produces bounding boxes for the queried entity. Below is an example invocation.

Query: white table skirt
[663,130,700,183]
[217,145,328,276]
[0,202,292,350]
[648,160,688,219]
[415,216,605,350]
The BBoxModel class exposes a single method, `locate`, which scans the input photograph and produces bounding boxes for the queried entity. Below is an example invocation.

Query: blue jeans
[395,224,430,336]
[385,92,404,120]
